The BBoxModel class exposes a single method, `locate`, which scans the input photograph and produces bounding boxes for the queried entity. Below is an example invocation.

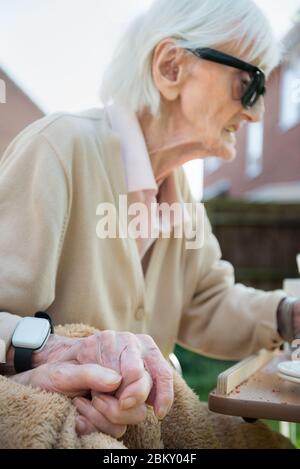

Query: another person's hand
[6,330,174,430]
[10,361,122,398]
[73,331,174,421]
[10,361,128,439]
[73,331,174,437]
[35,331,173,419]
[74,380,152,438]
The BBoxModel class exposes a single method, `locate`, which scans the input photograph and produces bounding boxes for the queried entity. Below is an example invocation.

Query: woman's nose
[241,96,265,123]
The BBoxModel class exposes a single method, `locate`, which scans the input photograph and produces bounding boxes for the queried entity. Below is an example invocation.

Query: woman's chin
[221,131,237,161]
[212,136,237,162]
[223,143,237,161]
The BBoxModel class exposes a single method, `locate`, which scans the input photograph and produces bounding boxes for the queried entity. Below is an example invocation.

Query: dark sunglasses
[186,48,266,109]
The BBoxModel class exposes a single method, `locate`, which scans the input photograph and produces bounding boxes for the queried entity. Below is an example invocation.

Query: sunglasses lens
[242,73,264,108]
[233,73,259,106]
[244,91,258,108]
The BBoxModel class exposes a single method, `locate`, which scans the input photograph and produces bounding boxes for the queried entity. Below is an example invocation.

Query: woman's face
[168,50,265,162]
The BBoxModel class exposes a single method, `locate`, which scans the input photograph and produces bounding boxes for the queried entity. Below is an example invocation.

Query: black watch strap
[35,311,54,333]
[14,346,33,374]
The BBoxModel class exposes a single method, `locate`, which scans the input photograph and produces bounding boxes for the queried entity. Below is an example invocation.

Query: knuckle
[138,334,156,347]
[78,334,100,362]
[122,331,137,344]
[126,359,143,374]
[85,335,97,351]
[139,335,161,357]
[49,366,66,387]
[108,407,120,425]
[101,330,116,343]
[135,389,149,404]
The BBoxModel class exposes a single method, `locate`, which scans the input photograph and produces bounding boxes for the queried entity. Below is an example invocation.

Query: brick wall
[0,68,44,157]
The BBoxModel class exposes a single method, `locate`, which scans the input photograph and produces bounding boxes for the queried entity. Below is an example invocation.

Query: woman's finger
[119,343,145,389]
[30,362,122,397]
[91,394,148,426]
[116,369,153,410]
[137,335,174,420]
[74,397,127,439]
[75,415,98,436]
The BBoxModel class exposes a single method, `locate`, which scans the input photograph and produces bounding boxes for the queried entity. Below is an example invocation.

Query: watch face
[12,317,50,350]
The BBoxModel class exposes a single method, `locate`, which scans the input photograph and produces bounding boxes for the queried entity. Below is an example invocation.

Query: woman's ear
[152,39,186,101]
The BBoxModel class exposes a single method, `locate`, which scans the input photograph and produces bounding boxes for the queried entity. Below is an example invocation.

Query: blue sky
[1,0,300,114]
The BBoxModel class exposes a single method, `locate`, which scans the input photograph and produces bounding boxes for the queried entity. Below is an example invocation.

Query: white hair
[100,0,281,117]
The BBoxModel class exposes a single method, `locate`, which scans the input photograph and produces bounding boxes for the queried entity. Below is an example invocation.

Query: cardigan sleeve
[177,177,286,361]
[0,131,69,340]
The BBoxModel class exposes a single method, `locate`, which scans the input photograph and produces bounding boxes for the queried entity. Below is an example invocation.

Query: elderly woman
[0,0,299,446]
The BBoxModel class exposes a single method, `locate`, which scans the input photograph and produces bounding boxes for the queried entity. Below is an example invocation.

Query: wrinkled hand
[10,361,122,398]
[73,329,175,438]
[34,331,174,418]
[73,331,174,420]
[7,330,174,437]
[73,372,152,438]
[9,357,150,439]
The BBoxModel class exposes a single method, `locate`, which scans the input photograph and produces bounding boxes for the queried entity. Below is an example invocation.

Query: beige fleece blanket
[0,324,294,449]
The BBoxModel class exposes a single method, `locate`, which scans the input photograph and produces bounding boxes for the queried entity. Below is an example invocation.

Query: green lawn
[175,345,300,448]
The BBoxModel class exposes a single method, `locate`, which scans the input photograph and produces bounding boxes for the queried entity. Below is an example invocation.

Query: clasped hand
[10,330,174,439]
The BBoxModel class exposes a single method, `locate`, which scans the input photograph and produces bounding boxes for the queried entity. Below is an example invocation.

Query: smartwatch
[12,312,53,373]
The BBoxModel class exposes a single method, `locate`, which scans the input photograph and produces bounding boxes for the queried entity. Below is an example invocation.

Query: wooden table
[209,352,300,423]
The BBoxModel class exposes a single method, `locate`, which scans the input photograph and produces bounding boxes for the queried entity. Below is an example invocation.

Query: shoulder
[38,107,110,149]
[7,107,111,152]
[3,108,114,173]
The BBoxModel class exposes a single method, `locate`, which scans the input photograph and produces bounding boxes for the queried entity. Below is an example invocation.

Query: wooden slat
[216,350,275,395]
